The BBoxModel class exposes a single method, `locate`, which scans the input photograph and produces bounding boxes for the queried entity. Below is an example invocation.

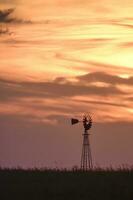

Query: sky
[0,0,133,168]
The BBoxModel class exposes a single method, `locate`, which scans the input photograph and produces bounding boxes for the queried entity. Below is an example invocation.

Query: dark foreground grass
[1,168,133,200]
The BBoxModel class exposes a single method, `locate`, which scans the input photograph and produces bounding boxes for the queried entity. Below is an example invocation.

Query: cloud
[77,71,133,86]
[0,75,126,103]
[75,99,127,109]
[119,42,133,48]
[112,22,133,29]
[0,8,32,24]
[0,8,15,22]
[0,0,16,2]
[125,97,133,102]
[0,72,132,125]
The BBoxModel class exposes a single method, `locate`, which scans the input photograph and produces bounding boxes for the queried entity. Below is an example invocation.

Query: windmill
[71,114,93,170]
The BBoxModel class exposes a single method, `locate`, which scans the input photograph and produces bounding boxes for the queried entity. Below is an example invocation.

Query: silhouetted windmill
[71,114,93,170]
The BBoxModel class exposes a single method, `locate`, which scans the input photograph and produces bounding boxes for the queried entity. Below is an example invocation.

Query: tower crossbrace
[81,130,93,170]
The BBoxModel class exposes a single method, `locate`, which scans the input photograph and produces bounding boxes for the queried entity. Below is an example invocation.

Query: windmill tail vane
[71,118,80,125]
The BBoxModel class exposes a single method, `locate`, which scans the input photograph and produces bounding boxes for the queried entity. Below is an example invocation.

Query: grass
[1,167,133,200]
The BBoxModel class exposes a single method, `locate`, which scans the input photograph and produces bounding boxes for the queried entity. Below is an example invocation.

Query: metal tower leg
[81,131,93,170]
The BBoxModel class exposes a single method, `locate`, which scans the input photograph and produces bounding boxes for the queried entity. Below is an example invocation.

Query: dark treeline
[1,168,133,200]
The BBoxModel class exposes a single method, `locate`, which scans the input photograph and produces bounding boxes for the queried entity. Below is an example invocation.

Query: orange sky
[0,0,133,168]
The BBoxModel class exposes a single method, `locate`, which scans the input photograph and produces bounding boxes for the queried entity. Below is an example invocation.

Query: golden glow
[118,74,130,78]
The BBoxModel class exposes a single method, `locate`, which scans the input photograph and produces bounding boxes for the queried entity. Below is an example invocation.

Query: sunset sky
[0,0,133,168]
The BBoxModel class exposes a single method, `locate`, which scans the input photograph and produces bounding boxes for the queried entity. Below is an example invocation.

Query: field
[1,168,133,200]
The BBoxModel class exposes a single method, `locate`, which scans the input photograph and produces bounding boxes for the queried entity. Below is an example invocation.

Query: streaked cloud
[0,74,126,102]
[0,71,132,125]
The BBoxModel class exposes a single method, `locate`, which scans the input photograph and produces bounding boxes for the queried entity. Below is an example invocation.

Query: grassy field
[1,168,133,200]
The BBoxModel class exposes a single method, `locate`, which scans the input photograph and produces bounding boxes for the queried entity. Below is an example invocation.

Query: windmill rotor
[83,114,92,131]
[71,114,93,130]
